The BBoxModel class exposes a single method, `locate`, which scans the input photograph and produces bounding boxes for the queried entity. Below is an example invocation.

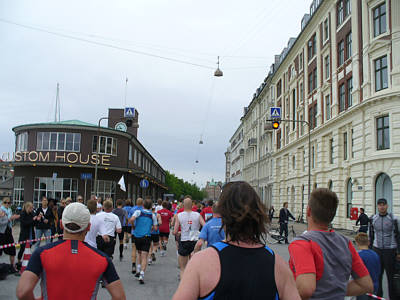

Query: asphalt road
[0,225,388,299]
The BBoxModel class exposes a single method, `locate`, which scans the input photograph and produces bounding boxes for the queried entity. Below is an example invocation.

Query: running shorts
[150,234,159,243]
[178,240,197,257]
[159,232,169,238]
[134,236,151,252]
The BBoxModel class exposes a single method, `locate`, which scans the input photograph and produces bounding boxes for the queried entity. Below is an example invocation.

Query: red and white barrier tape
[366,294,386,300]
[0,233,63,249]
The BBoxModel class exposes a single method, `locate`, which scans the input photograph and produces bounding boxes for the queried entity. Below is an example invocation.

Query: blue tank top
[133,210,153,238]
[198,242,279,300]
[151,212,159,235]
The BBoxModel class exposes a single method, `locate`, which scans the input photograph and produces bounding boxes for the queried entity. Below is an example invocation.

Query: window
[347,77,353,107]
[292,89,296,130]
[325,55,330,80]
[303,148,306,171]
[138,152,142,167]
[292,156,296,169]
[326,94,331,120]
[299,52,303,71]
[37,132,81,152]
[339,84,345,112]
[312,146,315,169]
[300,83,304,103]
[34,177,78,207]
[309,69,317,93]
[134,149,137,164]
[277,131,281,150]
[346,178,353,218]
[129,144,132,161]
[91,180,116,203]
[277,80,282,97]
[344,132,348,160]
[346,32,352,59]
[345,0,351,16]
[373,2,386,37]
[329,138,334,164]
[16,132,28,151]
[376,115,390,150]
[308,34,316,61]
[351,129,355,158]
[375,56,388,91]
[92,136,117,155]
[300,114,304,136]
[337,0,344,25]
[324,18,329,42]
[309,104,317,130]
[338,40,345,66]
[13,177,24,207]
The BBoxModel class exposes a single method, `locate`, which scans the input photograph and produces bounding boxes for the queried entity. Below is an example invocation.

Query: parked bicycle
[266,225,285,244]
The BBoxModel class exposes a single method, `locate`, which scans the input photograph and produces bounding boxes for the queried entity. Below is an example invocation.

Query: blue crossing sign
[124,107,136,118]
[80,173,93,180]
[270,107,281,118]
[140,179,149,189]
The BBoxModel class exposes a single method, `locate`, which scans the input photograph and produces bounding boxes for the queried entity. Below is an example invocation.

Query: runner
[122,199,133,249]
[129,198,157,284]
[155,199,163,212]
[173,181,299,300]
[174,196,205,279]
[16,203,126,300]
[112,199,128,260]
[194,204,225,252]
[158,200,174,256]
[84,199,101,248]
[96,199,122,259]
[148,207,162,265]
[289,188,373,299]
[128,198,143,275]
[200,200,214,222]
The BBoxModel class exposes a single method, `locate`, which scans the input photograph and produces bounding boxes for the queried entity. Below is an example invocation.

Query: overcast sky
[0,0,311,187]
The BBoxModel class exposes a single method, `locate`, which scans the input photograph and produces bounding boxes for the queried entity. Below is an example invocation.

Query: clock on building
[115,122,127,132]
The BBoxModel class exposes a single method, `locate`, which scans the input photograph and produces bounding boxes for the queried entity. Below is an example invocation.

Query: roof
[13,120,98,129]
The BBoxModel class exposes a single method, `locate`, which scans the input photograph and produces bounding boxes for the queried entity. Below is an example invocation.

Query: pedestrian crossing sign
[270,107,281,118]
[124,107,135,118]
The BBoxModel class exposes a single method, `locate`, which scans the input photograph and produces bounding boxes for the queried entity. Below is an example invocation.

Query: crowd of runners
[0,181,398,299]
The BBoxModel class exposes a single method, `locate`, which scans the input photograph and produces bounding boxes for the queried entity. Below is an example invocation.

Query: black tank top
[199,242,279,300]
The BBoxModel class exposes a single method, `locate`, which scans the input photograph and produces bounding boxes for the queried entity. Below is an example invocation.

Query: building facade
[225,123,245,183]
[227,0,400,229]
[1,108,167,208]
[204,179,223,201]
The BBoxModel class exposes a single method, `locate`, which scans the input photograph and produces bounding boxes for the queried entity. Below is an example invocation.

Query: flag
[118,176,126,192]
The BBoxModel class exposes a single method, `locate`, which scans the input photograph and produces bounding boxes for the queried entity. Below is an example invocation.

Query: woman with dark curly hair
[173,181,300,300]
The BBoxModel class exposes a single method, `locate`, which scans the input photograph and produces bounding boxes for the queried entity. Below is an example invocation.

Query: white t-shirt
[96,211,122,237]
[155,205,163,213]
[178,211,201,241]
[84,214,101,248]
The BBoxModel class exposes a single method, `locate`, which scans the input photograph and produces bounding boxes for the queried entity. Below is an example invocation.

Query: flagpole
[124,77,128,107]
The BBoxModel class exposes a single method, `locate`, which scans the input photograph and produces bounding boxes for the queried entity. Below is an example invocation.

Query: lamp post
[267,118,311,222]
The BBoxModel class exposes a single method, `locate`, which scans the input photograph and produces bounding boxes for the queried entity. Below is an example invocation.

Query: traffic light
[272,119,280,130]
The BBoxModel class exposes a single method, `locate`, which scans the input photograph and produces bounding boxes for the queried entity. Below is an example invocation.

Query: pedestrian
[129,198,158,284]
[0,197,20,273]
[96,199,122,259]
[269,205,275,221]
[194,203,225,252]
[128,198,144,274]
[174,196,205,279]
[288,188,373,299]
[155,199,163,212]
[200,199,214,222]
[56,198,67,238]
[122,199,133,250]
[16,202,35,271]
[65,197,72,206]
[96,196,103,213]
[279,202,295,244]
[158,200,174,256]
[34,196,55,248]
[357,208,369,233]
[354,232,381,300]
[84,199,101,248]
[173,181,300,300]
[16,202,126,300]
[148,206,162,265]
[48,199,57,241]
[172,200,178,212]
[369,198,400,299]
[112,199,128,260]
[77,195,84,204]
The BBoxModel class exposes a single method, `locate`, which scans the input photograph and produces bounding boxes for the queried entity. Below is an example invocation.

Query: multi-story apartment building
[225,123,244,183]
[227,0,400,229]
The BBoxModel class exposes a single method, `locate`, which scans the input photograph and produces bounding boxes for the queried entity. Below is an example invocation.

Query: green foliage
[165,171,206,201]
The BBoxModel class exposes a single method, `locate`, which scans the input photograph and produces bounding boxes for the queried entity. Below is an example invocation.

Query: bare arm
[194,239,204,253]
[295,273,316,300]
[199,216,205,227]
[173,252,202,300]
[106,280,126,300]
[173,215,179,235]
[157,213,162,226]
[16,271,39,300]
[274,254,301,300]
[346,275,373,296]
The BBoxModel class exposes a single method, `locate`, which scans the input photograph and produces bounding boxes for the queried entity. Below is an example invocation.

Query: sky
[0,0,311,188]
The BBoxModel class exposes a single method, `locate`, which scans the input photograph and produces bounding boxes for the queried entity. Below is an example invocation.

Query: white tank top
[178,211,201,241]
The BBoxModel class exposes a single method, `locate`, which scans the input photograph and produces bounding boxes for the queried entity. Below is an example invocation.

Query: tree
[165,171,206,201]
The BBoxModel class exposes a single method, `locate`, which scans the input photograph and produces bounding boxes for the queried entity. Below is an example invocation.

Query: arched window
[291,186,295,212]
[328,180,333,191]
[375,173,393,212]
[346,178,353,218]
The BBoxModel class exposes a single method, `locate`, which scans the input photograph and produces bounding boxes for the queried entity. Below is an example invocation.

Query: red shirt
[172,204,177,211]
[200,206,213,221]
[158,208,173,233]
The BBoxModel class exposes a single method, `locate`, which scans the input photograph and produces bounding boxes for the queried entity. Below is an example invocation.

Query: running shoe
[135,272,140,278]
[151,253,156,262]
[139,273,144,284]
[148,258,152,265]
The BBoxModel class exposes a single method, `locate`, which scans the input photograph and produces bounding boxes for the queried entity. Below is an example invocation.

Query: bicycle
[266,225,285,244]
[287,221,297,243]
